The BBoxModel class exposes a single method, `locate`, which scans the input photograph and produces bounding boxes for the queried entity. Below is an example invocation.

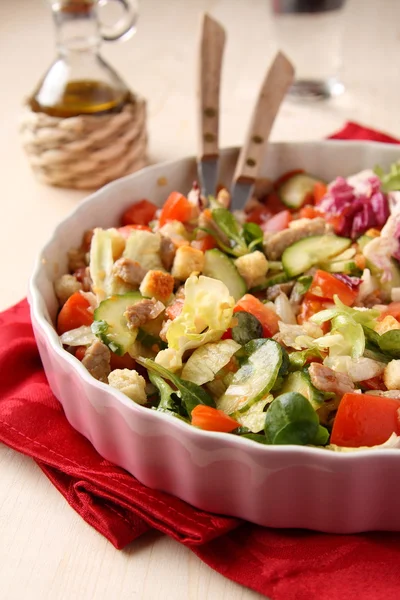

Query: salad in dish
[54,162,400,451]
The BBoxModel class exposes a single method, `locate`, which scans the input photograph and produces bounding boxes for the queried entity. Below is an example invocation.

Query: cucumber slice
[233,395,273,433]
[357,234,374,251]
[250,272,289,292]
[93,292,143,355]
[203,249,246,301]
[279,174,322,209]
[280,370,328,410]
[323,260,358,274]
[368,258,400,298]
[216,339,283,415]
[282,235,351,278]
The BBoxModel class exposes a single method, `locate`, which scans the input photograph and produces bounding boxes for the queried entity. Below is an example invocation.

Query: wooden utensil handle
[197,13,226,161]
[233,52,295,184]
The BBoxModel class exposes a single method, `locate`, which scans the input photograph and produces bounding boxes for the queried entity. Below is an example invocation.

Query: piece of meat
[263,217,330,260]
[112,257,147,287]
[82,340,111,383]
[160,235,176,271]
[266,282,295,301]
[124,299,165,330]
[308,362,355,396]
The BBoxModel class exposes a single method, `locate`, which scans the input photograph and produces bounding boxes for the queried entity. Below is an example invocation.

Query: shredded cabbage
[89,228,129,301]
[181,339,240,385]
[155,275,235,370]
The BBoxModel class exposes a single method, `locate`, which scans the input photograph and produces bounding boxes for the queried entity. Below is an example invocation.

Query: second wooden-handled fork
[197,14,295,209]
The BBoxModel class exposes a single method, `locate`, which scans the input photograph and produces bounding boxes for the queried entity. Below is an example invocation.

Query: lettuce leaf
[155,275,234,370]
[375,163,400,193]
[310,296,379,358]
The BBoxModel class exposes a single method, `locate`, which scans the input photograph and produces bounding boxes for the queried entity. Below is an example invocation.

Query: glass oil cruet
[29,0,139,118]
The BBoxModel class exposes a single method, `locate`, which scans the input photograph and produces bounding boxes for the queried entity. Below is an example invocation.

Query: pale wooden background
[1,0,400,598]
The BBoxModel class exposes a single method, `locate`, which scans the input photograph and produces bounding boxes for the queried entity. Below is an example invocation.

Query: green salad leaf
[289,348,324,369]
[364,327,400,359]
[375,162,400,192]
[137,357,215,415]
[241,222,264,251]
[149,372,179,411]
[264,392,320,445]
[211,208,247,253]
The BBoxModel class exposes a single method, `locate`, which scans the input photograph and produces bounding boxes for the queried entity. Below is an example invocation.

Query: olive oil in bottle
[30,0,137,118]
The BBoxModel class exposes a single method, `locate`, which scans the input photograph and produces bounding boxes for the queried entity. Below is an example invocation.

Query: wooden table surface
[1,0,400,598]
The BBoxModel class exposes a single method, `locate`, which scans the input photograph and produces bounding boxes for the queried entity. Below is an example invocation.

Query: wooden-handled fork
[197,13,295,207]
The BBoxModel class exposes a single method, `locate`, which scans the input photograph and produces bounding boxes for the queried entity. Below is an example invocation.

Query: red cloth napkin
[2,122,400,600]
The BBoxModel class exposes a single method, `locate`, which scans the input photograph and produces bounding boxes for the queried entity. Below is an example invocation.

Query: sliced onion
[274,292,297,324]
[60,325,96,346]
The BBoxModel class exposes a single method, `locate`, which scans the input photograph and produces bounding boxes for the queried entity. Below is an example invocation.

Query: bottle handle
[98,0,138,42]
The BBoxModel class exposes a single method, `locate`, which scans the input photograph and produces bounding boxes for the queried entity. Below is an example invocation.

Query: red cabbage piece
[333,274,362,290]
[318,175,389,239]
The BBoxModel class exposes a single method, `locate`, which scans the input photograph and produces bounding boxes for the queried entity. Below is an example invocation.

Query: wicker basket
[20,96,148,190]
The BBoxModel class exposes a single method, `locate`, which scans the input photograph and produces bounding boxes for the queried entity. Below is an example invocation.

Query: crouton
[234,251,269,289]
[171,246,205,281]
[67,247,87,272]
[54,274,82,306]
[108,369,147,404]
[139,270,175,302]
[383,360,400,390]
[375,315,400,335]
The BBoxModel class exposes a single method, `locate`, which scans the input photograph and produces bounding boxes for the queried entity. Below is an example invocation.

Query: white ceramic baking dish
[29,141,400,533]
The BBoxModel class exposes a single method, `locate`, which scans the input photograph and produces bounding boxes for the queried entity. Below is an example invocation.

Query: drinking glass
[269,0,347,100]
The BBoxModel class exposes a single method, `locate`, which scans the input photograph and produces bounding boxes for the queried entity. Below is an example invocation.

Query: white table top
[2,0,400,598]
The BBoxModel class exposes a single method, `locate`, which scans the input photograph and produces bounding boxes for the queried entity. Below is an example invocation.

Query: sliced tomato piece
[330,392,400,447]
[309,270,358,306]
[262,210,292,233]
[381,302,400,321]
[234,294,279,337]
[221,329,233,340]
[191,405,239,433]
[118,224,152,238]
[121,199,158,227]
[246,205,272,225]
[191,234,217,252]
[110,352,136,370]
[359,375,386,392]
[297,293,328,325]
[57,292,94,335]
[159,192,193,227]
[313,181,328,204]
[264,191,288,215]
[75,346,87,361]
[299,205,322,220]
